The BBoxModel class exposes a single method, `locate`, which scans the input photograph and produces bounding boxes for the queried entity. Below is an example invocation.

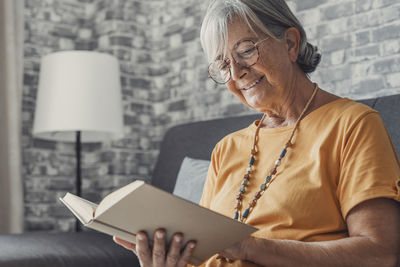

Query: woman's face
[222,18,297,112]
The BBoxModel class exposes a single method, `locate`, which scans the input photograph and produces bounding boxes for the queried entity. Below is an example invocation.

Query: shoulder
[319,98,380,131]
[332,98,377,119]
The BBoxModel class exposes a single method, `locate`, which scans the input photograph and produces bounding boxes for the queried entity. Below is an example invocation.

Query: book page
[94,180,145,217]
[59,193,98,224]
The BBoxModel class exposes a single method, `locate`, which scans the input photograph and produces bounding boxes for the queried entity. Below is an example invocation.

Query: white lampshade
[33,51,124,142]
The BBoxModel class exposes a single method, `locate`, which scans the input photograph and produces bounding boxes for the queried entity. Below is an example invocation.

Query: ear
[284,27,301,62]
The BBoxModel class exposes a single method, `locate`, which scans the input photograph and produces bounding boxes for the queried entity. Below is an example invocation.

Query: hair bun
[297,42,321,74]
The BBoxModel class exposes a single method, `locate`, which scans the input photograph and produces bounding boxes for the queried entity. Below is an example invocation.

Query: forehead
[226,18,260,50]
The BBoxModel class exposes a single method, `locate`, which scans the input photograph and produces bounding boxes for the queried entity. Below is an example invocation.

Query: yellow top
[199,98,400,267]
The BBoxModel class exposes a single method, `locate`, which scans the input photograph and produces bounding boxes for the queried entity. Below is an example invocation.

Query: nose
[230,59,248,81]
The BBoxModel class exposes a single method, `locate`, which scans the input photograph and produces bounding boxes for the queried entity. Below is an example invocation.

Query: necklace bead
[249,156,255,165]
[280,148,287,158]
[242,208,250,219]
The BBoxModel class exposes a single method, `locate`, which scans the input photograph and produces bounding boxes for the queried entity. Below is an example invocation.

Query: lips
[241,76,264,90]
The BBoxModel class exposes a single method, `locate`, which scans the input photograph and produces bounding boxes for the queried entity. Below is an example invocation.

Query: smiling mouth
[242,76,264,90]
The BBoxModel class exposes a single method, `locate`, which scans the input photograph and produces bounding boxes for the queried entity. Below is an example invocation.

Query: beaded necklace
[234,84,319,222]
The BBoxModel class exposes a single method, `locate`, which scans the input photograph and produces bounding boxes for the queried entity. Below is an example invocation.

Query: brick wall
[23,0,400,231]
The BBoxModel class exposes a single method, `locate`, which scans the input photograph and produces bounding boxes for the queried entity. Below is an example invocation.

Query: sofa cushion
[173,157,210,204]
[0,232,138,267]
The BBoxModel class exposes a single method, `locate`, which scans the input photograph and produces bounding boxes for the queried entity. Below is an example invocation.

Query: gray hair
[200,0,321,74]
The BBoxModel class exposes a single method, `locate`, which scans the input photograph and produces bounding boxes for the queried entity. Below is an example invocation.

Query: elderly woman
[115,0,400,266]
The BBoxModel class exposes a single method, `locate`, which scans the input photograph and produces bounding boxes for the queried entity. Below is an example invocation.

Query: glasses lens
[234,40,258,66]
[209,60,230,84]
[207,40,260,84]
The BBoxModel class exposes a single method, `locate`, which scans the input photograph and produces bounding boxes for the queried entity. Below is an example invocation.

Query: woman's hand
[113,229,197,267]
[217,236,254,262]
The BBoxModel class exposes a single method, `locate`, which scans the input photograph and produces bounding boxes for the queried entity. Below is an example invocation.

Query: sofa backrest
[151,94,400,192]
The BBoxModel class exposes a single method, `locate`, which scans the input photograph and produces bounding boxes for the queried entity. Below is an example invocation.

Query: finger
[166,233,183,267]
[136,231,152,267]
[153,229,167,267]
[113,236,137,254]
[177,241,196,267]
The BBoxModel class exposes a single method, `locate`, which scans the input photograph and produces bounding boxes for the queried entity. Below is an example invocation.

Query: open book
[59,180,258,265]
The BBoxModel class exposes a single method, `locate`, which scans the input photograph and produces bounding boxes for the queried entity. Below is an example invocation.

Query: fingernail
[156,231,164,239]
[137,234,144,241]
[174,235,182,242]
[189,242,196,248]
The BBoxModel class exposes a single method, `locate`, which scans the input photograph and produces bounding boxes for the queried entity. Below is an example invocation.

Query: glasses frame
[208,37,269,84]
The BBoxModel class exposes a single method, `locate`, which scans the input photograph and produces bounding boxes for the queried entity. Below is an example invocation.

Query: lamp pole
[75,130,81,232]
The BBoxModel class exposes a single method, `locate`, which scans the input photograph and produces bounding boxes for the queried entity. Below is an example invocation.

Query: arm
[220,198,400,267]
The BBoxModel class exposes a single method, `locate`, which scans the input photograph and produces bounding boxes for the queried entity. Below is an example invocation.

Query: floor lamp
[33,51,124,231]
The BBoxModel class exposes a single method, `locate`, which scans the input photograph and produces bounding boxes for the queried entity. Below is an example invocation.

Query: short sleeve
[337,111,400,219]
[199,144,220,209]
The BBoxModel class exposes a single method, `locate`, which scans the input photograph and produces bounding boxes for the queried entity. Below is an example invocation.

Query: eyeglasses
[208,37,269,84]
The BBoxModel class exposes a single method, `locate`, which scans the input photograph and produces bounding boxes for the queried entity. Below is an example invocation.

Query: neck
[260,75,318,128]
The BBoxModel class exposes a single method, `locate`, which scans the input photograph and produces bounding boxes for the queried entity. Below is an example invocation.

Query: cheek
[256,51,291,82]
[226,82,251,108]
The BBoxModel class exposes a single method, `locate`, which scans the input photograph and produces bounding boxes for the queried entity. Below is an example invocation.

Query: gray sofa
[0,94,399,267]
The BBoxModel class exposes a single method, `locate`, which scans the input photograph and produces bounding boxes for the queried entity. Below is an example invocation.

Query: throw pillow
[173,157,211,204]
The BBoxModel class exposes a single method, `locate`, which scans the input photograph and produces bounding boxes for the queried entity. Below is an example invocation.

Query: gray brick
[352,77,385,94]
[321,35,352,52]
[355,0,373,13]
[319,65,352,82]
[130,78,151,89]
[372,0,400,8]
[32,139,57,150]
[354,30,371,46]
[182,29,198,43]
[322,2,355,20]
[296,0,329,11]
[372,23,400,42]
[25,217,56,231]
[110,36,132,46]
[352,44,380,60]
[373,57,400,73]
[167,47,186,61]
[168,99,186,111]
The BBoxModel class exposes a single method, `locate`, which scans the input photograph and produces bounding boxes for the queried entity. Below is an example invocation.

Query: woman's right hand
[113,229,197,267]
